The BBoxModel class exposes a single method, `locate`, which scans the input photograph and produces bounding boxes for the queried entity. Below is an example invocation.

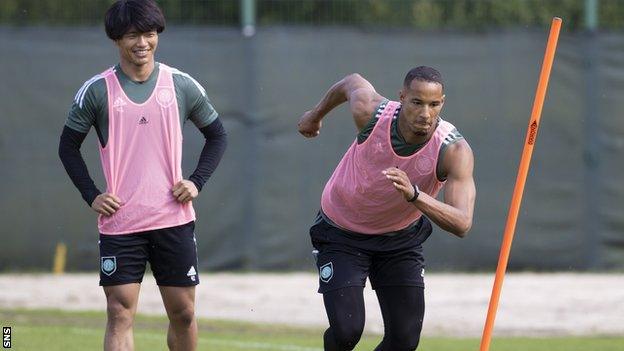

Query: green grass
[1,308,623,351]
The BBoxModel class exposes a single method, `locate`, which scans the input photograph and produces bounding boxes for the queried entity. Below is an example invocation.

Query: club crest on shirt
[101,256,117,276]
[416,156,435,175]
[156,87,174,107]
[319,262,334,283]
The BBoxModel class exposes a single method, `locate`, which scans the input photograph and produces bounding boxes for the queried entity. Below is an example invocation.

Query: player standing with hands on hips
[298,67,475,351]
[58,1,227,350]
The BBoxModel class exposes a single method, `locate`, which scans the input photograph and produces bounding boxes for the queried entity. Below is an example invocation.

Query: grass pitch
[1,308,623,350]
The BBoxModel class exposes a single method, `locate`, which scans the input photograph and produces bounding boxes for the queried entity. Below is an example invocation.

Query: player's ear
[399,88,406,103]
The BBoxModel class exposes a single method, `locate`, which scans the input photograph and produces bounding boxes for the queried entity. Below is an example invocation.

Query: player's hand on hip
[298,110,322,138]
[172,180,198,203]
[382,167,415,201]
[91,193,122,216]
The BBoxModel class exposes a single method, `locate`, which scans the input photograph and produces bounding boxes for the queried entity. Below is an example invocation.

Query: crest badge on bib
[156,87,175,108]
[416,156,435,175]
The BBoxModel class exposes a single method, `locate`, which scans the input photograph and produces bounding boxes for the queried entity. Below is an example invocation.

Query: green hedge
[0,0,621,30]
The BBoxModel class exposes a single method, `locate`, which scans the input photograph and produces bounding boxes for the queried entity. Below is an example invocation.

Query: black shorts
[310,212,432,294]
[99,221,199,287]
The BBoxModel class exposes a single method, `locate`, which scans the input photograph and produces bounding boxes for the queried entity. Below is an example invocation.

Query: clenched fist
[382,167,417,201]
[298,110,322,138]
[91,193,123,216]
[172,180,198,203]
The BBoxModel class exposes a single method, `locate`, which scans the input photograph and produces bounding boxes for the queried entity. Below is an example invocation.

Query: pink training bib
[321,100,455,234]
[97,64,195,234]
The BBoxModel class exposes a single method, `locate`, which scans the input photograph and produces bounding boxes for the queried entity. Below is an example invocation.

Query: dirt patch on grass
[0,273,622,337]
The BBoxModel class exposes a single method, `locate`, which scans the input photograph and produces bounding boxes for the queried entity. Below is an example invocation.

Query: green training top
[66,62,218,147]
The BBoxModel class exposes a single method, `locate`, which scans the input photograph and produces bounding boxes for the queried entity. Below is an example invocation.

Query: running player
[58,1,227,350]
[298,67,475,351]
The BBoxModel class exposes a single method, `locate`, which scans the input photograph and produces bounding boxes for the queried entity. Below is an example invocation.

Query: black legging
[323,286,425,351]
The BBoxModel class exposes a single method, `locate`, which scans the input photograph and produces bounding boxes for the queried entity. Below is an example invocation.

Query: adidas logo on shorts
[187,266,197,282]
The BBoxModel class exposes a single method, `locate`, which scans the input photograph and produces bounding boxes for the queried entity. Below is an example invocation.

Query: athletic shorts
[310,212,432,294]
[99,221,199,287]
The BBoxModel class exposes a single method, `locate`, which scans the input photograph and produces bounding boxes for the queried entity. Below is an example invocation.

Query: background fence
[0,0,623,271]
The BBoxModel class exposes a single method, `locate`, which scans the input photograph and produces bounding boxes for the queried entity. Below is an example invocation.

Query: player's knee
[106,300,134,327]
[329,323,364,350]
[169,306,195,328]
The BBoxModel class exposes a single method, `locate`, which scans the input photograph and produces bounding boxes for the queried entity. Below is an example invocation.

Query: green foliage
[600,0,624,29]
[0,0,621,30]
[405,0,584,30]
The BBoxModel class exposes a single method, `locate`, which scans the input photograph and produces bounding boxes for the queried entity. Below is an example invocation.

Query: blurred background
[1,0,623,272]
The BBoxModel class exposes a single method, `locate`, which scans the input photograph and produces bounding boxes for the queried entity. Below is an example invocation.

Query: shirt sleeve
[356,99,388,144]
[65,78,103,133]
[188,118,227,191]
[189,93,219,128]
[58,126,102,206]
[175,73,218,129]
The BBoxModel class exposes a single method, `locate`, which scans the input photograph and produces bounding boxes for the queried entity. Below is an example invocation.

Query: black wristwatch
[408,184,420,202]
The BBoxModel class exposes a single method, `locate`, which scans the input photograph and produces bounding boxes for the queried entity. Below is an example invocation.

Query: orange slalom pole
[479,17,562,351]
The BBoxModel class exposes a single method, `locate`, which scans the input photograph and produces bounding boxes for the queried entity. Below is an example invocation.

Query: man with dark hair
[298,67,475,351]
[58,0,226,349]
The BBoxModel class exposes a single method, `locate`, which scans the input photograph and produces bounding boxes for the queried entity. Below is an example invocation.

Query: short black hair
[105,0,165,40]
[403,66,444,90]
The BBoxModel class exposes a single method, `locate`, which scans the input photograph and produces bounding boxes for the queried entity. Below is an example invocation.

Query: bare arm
[298,73,385,137]
[383,140,476,237]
